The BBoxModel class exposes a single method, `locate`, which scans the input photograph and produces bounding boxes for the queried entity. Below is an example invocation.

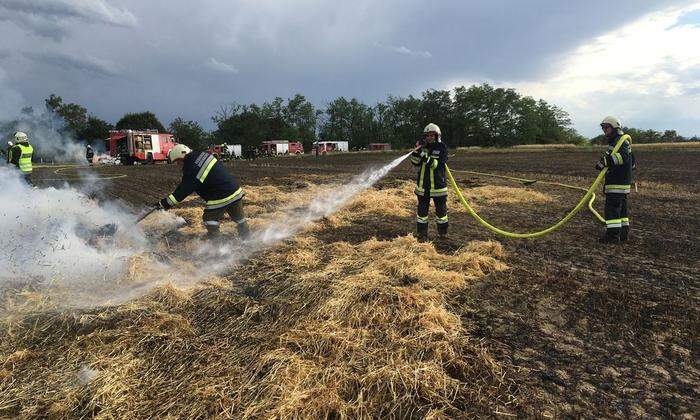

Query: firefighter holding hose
[596,116,634,243]
[411,123,448,241]
[155,144,250,240]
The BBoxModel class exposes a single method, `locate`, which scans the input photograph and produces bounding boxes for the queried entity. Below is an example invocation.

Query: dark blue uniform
[160,151,249,238]
[597,133,634,241]
[410,141,448,238]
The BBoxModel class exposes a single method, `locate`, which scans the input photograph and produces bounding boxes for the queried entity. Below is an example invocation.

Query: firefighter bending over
[156,144,251,240]
[596,116,634,243]
[410,123,448,241]
[8,132,33,185]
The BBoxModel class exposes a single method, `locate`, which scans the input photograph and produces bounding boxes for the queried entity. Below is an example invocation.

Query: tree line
[3,86,696,153]
[591,127,698,144]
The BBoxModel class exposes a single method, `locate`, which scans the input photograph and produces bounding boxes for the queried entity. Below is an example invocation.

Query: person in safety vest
[410,123,448,241]
[155,144,250,240]
[86,145,94,166]
[595,116,634,243]
[8,132,33,185]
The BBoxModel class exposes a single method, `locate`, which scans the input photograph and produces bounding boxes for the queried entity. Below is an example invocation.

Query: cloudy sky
[1,0,699,137]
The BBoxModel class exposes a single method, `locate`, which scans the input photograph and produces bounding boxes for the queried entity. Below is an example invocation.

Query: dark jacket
[410,140,448,197]
[604,133,634,194]
[161,151,243,210]
[86,148,94,159]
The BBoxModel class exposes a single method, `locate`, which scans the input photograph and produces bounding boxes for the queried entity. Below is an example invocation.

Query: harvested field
[2,145,699,418]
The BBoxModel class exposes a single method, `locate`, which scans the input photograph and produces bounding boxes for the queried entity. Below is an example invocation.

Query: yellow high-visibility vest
[17,143,33,174]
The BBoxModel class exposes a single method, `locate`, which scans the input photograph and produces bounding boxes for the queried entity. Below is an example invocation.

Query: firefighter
[8,132,33,185]
[86,145,94,166]
[410,123,448,241]
[595,116,634,243]
[155,144,250,240]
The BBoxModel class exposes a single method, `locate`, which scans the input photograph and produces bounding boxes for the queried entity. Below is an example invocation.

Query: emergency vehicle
[105,130,177,165]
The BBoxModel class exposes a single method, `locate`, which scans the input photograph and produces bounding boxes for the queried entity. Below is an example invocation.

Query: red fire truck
[105,130,178,165]
[258,140,305,156]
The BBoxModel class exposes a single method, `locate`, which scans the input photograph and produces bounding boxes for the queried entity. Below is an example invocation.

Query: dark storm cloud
[23,51,119,77]
[1,0,697,135]
[0,0,136,40]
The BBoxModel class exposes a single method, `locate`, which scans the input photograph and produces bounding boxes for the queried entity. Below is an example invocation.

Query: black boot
[599,229,620,244]
[437,222,448,238]
[620,225,629,242]
[416,222,428,242]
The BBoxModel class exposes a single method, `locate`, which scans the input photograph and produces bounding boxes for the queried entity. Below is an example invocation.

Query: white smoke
[3,109,88,163]
[0,167,145,298]
[0,152,410,310]
[256,152,411,245]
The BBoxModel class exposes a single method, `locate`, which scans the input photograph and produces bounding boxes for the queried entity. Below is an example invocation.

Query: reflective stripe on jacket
[16,143,33,174]
[410,141,448,197]
[166,151,244,209]
[604,134,633,194]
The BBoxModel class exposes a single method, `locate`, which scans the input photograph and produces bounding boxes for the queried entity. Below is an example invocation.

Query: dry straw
[1,179,526,418]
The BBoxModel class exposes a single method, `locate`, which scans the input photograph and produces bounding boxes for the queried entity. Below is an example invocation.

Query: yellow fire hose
[445,135,628,238]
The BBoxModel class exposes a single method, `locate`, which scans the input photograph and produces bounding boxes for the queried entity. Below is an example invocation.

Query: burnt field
[4,145,699,418]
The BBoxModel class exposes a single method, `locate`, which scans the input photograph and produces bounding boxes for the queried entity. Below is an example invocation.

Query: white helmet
[168,144,191,162]
[87,145,92,149]
[14,131,28,142]
[600,116,621,129]
[7,141,13,147]
[423,123,441,137]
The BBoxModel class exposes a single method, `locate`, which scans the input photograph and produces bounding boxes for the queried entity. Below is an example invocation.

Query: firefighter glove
[595,159,605,171]
[420,149,428,160]
[156,199,171,210]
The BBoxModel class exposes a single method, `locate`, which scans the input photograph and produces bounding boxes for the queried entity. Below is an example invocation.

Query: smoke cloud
[0,167,149,308]
[1,108,91,163]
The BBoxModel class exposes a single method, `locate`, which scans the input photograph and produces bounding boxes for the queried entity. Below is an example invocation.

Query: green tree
[419,89,453,146]
[115,111,166,132]
[80,116,113,145]
[44,93,88,135]
[320,97,375,148]
[169,117,210,150]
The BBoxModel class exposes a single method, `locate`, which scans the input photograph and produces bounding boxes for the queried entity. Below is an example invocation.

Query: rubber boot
[237,221,251,240]
[620,226,629,242]
[599,229,620,244]
[416,222,428,242]
[437,222,448,238]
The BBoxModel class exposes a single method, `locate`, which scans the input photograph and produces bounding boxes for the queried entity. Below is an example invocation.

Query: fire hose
[445,135,628,238]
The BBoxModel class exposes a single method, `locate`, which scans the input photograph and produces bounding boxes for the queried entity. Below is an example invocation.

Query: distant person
[410,123,448,241]
[155,144,250,240]
[595,116,634,243]
[8,132,33,185]
[86,145,95,166]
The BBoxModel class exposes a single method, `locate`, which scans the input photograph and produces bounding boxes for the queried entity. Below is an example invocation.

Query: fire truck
[208,144,242,160]
[313,141,349,155]
[258,140,304,156]
[105,129,177,165]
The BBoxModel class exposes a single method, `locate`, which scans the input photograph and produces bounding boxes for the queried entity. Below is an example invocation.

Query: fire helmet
[14,131,28,142]
[423,123,441,137]
[600,116,621,129]
[168,144,191,162]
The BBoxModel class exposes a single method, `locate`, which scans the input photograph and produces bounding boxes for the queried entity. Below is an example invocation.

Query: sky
[1,0,699,138]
